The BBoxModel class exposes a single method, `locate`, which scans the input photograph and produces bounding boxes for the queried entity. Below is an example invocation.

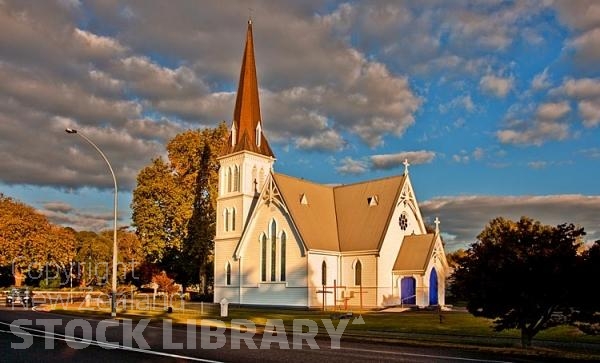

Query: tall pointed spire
[225,20,274,157]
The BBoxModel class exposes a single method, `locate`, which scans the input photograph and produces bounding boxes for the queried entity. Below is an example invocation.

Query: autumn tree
[73,230,111,287]
[0,194,76,287]
[152,271,179,300]
[131,124,228,290]
[451,217,585,347]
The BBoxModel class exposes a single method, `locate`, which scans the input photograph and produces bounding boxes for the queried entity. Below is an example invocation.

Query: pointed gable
[335,175,406,251]
[225,20,274,158]
[393,233,437,273]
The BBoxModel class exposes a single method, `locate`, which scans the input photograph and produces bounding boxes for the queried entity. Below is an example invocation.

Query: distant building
[214,21,448,308]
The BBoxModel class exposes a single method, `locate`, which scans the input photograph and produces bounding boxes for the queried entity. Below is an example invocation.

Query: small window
[256,124,262,147]
[300,193,308,205]
[367,195,378,206]
[261,235,267,282]
[225,209,229,232]
[233,165,240,192]
[227,167,232,193]
[280,231,286,281]
[271,221,277,282]
[226,262,231,285]
[321,261,327,286]
[232,208,236,231]
[399,213,408,231]
[355,260,362,286]
[231,124,237,147]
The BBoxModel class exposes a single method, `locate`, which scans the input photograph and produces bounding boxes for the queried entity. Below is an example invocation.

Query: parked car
[5,288,33,307]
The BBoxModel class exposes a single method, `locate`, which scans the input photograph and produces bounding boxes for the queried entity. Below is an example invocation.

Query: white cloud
[553,0,600,66]
[295,129,345,151]
[552,78,600,128]
[439,94,475,113]
[536,101,571,121]
[497,120,569,146]
[579,101,600,127]
[558,78,600,98]
[336,157,368,175]
[370,151,436,170]
[479,74,513,98]
[531,68,551,90]
[527,161,547,169]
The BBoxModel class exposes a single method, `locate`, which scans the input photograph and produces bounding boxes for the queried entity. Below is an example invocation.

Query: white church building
[214,21,448,309]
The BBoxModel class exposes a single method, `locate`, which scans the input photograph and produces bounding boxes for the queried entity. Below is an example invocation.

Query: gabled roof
[224,20,274,158]
[273,173,339,251]
[334,175,405,251]
[272,173,406,252]
[393,233,437,272]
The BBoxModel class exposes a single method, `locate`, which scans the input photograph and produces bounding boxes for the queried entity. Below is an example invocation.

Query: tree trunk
[520,328,533,348]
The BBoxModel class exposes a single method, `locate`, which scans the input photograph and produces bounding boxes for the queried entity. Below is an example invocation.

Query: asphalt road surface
[0,307,576,363]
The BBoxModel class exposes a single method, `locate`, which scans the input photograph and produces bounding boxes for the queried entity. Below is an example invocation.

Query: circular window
[399,213,408,231]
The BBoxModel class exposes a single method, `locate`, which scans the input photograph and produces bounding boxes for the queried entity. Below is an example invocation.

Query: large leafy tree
[452,217,585,347]
[73,230,111,287]
[0,194,76,287]
[131,124,228,290]
[572,240,600,334]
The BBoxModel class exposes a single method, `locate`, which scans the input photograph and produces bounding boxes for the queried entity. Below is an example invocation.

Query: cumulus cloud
[536,101,571,121]
[497,120,569,146]
[497,100,574,146]
[531,68,551,90]
[370,151,435,170]
[337,150,436,174]
[421,194,600,251]
[295,129,345,152]
[553,78,600,128]
[336,157,368,175]
[554,0,600,66]
[479,74,513,98]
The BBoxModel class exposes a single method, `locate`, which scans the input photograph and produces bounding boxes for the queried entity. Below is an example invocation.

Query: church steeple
[226,20,274,158]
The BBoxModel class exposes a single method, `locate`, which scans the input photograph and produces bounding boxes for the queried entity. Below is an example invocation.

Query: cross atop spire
[225,20,274,158]
[403,159,410,174]
[434,217,440,234]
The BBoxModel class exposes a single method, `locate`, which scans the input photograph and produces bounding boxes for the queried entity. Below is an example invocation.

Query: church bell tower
[215,20,275,267]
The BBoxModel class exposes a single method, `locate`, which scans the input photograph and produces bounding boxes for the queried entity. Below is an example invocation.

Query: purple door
[401,277,416,305]
[429,268,438,305]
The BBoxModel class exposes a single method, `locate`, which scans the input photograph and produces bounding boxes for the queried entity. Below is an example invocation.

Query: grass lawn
[47,300,600,360]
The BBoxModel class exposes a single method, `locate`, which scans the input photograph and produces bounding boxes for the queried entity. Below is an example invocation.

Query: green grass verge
[47,302,600,360]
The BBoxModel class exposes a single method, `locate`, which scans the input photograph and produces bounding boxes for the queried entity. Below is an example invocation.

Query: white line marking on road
[0,321,223,363]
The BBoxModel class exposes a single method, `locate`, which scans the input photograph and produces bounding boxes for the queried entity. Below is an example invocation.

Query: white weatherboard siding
[213,21,447,309]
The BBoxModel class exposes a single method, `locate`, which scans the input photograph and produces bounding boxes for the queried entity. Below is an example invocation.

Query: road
[0,307,575,362]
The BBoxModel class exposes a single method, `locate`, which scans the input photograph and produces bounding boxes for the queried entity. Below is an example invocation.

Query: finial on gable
[403,159,410,175]
[434,217,440,235]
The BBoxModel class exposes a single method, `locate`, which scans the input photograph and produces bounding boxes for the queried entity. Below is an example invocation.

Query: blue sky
[1,1,599,251]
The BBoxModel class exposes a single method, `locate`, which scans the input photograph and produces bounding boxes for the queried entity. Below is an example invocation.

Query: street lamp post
[65,128,118,317]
